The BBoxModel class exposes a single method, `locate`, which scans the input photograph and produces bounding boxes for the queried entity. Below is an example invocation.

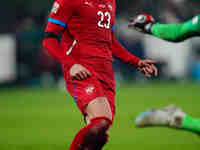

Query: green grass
[0,83,200,150]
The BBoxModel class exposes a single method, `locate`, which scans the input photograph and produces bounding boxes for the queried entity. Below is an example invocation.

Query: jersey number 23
[97,11,111,29]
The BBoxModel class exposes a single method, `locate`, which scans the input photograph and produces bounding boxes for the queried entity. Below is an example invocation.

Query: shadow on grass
[173,128,200,138]
[135,125,200,138]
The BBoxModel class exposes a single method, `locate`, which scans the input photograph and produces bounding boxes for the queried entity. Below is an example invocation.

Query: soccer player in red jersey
[43,0,158,149]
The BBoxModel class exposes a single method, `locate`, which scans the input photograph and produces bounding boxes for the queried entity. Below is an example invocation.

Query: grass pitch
[0,83,200,150]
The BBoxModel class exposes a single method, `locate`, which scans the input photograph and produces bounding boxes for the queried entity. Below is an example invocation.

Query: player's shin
[89,132,109,150]
[69,117,112,150]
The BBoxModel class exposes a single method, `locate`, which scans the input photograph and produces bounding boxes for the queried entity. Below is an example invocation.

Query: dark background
[1,0,200,87]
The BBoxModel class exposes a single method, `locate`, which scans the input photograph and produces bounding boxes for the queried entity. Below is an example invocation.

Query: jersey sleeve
[43,0,78,69]
[46,0,77,33]
[111,32,140,67]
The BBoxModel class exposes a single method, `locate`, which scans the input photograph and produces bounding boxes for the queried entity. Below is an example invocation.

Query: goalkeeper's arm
[129,14,200,42]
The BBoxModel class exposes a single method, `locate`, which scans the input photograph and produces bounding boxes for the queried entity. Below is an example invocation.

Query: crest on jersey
[84,1,94,7]
[99,4,106,8]
[108,4,113,11]
[85,85,95,95]
[51,2,60,14]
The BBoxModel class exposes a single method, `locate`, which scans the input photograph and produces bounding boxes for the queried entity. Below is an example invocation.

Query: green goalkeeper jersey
[151,14,200,42]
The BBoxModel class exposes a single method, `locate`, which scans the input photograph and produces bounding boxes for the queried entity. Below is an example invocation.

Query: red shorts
[63,59,116,119]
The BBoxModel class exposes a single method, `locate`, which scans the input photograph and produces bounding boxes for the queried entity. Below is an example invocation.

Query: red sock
[69,117,112,150]
[89,132,109,150]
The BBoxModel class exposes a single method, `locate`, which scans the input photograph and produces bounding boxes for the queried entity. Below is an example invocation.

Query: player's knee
[102,112,113,122]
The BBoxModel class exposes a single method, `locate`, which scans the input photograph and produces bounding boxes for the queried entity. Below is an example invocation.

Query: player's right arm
[43,0,90,80]
[111,32,158,78]
[129,14,200,42]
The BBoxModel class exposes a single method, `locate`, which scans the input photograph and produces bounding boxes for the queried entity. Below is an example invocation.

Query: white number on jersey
[97,11,111,29]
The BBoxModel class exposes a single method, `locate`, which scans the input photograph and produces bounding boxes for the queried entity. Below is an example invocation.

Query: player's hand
[137,60,158,78]
[70,64,91,80]
[128,14,155,34]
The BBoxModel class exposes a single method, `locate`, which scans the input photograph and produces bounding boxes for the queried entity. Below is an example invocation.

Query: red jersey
[63,0,116,45]
[43,0,140,69]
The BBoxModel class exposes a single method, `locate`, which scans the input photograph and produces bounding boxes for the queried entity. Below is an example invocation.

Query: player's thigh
[98,73,116,121]
[104,89,115,120]
[85,85,115,123]
[86,97,113,121]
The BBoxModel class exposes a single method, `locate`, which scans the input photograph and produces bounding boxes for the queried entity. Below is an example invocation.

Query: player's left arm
[111,32,158,77]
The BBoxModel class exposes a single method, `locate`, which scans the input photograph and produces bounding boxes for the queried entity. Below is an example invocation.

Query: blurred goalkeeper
[128,14,200,42]
[42,0,158,150]
[129,14,200,133]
